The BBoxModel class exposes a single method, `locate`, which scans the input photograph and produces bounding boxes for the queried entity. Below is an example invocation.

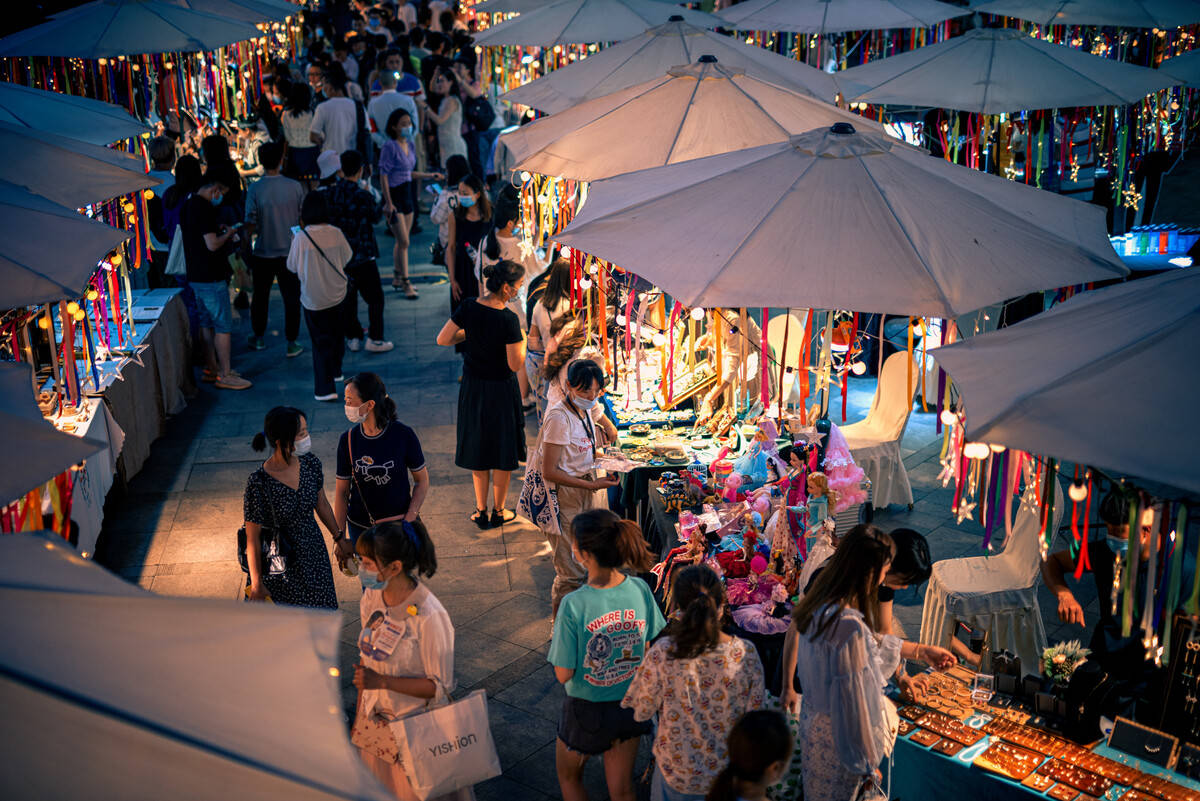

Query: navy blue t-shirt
[336,421,426,527]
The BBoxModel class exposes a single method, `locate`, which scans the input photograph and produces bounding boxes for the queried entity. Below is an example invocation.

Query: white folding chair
[842,351,922,509]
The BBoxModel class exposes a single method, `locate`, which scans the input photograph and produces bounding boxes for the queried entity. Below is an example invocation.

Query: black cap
[830,122,856,135]
[668,14,684,21]
[698,54,718,63]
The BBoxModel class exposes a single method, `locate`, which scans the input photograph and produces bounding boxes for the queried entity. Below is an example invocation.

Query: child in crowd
[548,509,664,801]
[706,710,794,801]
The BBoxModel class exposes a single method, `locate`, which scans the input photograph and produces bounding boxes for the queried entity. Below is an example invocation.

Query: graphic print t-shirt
[336,421,425,527]
[548,577,666,702]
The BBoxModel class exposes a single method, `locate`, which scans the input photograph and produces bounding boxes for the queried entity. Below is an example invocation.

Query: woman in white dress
[419,67,467,166]
[350,521,472,801]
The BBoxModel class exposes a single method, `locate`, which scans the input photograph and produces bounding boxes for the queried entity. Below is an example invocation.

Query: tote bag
[165,228,186,276]
[387,689,501,800]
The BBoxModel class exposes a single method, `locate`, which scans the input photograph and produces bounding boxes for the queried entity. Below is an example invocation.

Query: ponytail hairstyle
[706,710,793,801]
[346,372,398,430]
[481,258,523,295]
[484,201,519,261]
[355,519,437,578]
[792,523,895,641]
[251,406,306,463]
[669,565,726,660]
[572,509,654,572]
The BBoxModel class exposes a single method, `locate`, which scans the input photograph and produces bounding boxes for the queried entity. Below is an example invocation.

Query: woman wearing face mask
[436,259,527,529]
[244,406,341,608]
[380,108,444,298]
[334,372,430,560]
[523,358,620,617]
[417,66,467,166]
[350,522,470,801]
[444,174,491,313]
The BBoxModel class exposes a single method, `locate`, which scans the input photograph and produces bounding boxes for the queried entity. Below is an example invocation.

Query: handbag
[164,227,186,276]
[464,94,496,132]
[430,239,445,266]
[387,689,501,800]
[236,470,292,576]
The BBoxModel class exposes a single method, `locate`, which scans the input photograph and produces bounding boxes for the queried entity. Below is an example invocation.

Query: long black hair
[793,523,895,640]
[346,372,399,430]
[668,565,726,660]
[251,406,305,463]
[455,173,491,221]
[572,509,654,572]
[540,257,572,312]
[285,82,313,115]
[706,711,793,801]
[356,520,437,578]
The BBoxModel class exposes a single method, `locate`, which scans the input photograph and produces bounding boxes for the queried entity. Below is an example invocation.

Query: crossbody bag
[237,469,292,576]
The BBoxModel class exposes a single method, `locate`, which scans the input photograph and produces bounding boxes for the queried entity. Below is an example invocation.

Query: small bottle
[341,554,360,577]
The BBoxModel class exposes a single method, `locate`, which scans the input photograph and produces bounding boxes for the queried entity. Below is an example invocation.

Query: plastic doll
[805,472,838,533]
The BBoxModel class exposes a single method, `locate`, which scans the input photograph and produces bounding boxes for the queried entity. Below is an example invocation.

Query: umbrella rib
[1030,39,1148,103]
[91,7,124,58]
[663,76,704,164]
[851,35,970,101]
[0,661,381,801]
[980,34,995,112]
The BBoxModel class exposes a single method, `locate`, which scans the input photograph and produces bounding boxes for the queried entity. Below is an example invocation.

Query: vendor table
[63,398,124,557]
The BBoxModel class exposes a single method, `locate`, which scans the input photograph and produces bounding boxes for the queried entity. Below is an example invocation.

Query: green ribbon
[1162,505,1188,664]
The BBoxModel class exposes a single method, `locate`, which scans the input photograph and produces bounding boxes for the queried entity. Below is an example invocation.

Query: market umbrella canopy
[0,533,394,801]
[931,269,1200,496]
[502,58,875,180]
[0,82,150,145]
[835,27,1178,113]
[1161,48,1200,86]
[167,0,297,24]
[502,17,837,112]
[475,0,567,12]
[0,364,107,506]
[0,121,158,208]
[969,0,1200,28]
[0,0,266,58]
[473,0,723,46]
[0,181,132,308]
[718,0,970,33]
[557,123,1127,316]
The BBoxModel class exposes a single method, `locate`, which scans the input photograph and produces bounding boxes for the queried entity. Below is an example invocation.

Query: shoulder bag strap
[347,429,376,525]
[258,468,288,543]
[301,227,349,282]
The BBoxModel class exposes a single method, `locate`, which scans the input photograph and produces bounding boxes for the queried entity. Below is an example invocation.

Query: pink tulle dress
[823,422,868,513]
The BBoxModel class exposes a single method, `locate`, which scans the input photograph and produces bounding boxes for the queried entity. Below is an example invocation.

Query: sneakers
[215,373,252,390]
[346,338,363,352]
[334,374,345,383]
[200,368,219,383]
[286,342,304,358]
[365,339,394,353]
[314,392,338,402]
[247,335,266,351]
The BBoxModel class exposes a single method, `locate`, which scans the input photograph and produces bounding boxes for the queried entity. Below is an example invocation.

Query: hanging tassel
[799,312,812,405]
[1120,493,1143,638]
[666,301,682,407]
[760,308,769,410]
[777,311,790,420]
[906,316,915,406]
[1161,504,1189,664]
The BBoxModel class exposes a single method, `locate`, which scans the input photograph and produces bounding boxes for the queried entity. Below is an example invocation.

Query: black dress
[242,452,338,609]
[449,212,489,317]
[452,297,526,472]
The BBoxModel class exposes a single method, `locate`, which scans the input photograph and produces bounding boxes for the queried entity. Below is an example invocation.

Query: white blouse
[794,605,901,774]
[358,582,456,721]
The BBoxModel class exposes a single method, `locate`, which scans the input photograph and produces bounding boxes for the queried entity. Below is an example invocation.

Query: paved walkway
[96,220,1094,800]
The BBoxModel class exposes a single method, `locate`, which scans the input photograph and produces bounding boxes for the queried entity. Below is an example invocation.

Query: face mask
[1107,536,1129,558]
[210,193,223,207]
[369,20,380,28]
[458,194,476,208]
[315,27,325,38]
[401,125,414,138]
[359,566,387,591]
[345,402,369,424]
[294,435,312,455]
[572,394,597,411]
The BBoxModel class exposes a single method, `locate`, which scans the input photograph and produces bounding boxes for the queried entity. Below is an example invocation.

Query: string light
[850,361,866,375]
[1069,480,1088,502]
[689,307,705,321]
[963,442,989,460]
[939,408,958,426]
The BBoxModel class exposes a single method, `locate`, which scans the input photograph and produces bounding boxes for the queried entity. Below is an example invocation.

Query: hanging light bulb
[1068,481,1088,502]
[690,307,705,321]
[579,277,592,290]
[73,309,85,322]
[963,442,990,460]
[588,263,599,275]
[37,317,50,330]
[912,318,927,337]
[86,290,99,302]
[651,332,667,348]
[143,189,155,199]
[560,247,572,258]
[519,171,531,182]
[939,408,958,426]
[110,253,123,266]
[616,314,627,327]
[850,361,866,376]
[66,302,80,315]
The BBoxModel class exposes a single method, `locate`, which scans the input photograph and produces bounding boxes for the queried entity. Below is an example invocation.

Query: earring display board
[1161,614,1200,744]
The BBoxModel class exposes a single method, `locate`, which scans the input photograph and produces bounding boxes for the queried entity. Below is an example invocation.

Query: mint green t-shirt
[548,576,667,702]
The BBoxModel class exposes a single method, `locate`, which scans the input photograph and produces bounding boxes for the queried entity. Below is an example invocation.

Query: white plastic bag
[388,689,501,800]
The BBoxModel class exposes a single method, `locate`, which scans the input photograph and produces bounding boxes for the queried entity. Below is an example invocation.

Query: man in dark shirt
[323,150,391,353]
[179,178,252,390]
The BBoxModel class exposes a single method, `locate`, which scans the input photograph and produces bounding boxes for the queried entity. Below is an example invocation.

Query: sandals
[393,276,419,300]
[470,508,491,530]
[490,508,517,527]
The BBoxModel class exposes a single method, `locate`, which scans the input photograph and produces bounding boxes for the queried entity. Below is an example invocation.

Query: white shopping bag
[388,689,501,800]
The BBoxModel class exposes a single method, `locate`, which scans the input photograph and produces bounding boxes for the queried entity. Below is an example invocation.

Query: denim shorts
[190,280,232,334]
[557,695,651,756]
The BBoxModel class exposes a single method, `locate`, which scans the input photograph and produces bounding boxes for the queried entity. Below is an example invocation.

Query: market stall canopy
[475,0,579,12]
[473,0,722,46]
[502,17,837,112]
[1161,48,1200,86]
[170,0,297,24]
[718,0,970,33]
[0,181,133,308]
[0,533,393,801]
[557,123,1127,316]
[835,27,1179,113]
[931,268,1200,497]
[0,0,266,58]
[503,57,876,181]
[0,122,158,208]
[0,364,106,506]
[0,82,150,145]
[969,0,1200,29]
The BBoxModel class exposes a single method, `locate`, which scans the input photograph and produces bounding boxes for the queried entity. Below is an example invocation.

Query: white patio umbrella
[0,181,133,308]
[556,123,1127,316]
[0,364,107,506]
[169,0,297,24]
[0,82,150,145]
[0,0,265,58]
[931,269,1200,496]
[0,122,158,208]
[473,0,722,46]
[0,532,393,801]
[970,0,1200,29]
[718,0,970,33]
[475,0,577,12]
[1161,48,1200,86]
[835,27,1179,113]
[502,57,876,180]
[502,17,837,112]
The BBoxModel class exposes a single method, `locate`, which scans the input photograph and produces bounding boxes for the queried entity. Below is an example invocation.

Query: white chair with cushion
[919,470,1064,673]
[842,350,923,509]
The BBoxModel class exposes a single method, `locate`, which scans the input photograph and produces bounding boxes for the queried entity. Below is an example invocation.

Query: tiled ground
[95,219,1092,800]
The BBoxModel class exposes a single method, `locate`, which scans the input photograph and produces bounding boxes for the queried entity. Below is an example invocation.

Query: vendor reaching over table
[696,309,771,426]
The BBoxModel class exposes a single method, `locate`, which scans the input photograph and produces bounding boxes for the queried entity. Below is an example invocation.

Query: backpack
[464,95,495,133]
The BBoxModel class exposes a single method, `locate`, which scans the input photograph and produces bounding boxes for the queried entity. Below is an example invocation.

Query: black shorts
[557,695,651,756]
[388,181,414,215]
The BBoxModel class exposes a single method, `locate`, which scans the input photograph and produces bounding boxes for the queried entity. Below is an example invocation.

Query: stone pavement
[95,219,1093,800]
